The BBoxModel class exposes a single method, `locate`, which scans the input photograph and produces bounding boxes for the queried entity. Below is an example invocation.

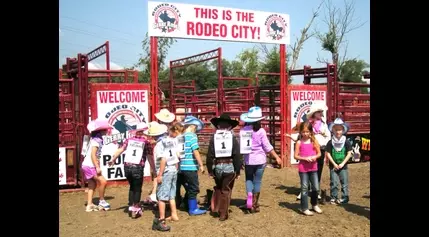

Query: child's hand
[333,164,340,170]
[276,157,282,165]
[96,167,102,175]
[108,161,114,167]
[157,175,163,184]
[338,163,344,169]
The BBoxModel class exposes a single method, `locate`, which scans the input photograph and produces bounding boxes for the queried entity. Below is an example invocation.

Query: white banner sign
[96,89,150,181]
[148,1,290,45]
[99,143,151,181]
[59,147,67,185]
[290,90,327,165]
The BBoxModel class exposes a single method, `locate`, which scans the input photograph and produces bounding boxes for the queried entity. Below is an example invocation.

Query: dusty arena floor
[60,162,370,237]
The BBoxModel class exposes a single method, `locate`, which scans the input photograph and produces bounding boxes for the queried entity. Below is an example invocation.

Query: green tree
[339,59,370,93]
[259,45,292,85]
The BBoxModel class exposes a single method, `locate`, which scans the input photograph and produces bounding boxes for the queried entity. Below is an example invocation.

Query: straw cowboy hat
[143,121,168,136]
[155,109,176,123]
[306,102,328,119]
[87,119,113,133]
[210,113,239,129]
[134,122,148,132]
[328,118,350,134]
[240,106,265,123]
[183,115,205,132]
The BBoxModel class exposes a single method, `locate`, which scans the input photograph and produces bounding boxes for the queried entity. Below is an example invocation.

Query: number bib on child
[176,135,185,159]
[163,137,179,166]
[214,130,233,158]
[239,130,253,154]
[124,140,145,164]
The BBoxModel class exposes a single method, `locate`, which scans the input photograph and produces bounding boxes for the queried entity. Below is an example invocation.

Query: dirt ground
[60,162,370,237]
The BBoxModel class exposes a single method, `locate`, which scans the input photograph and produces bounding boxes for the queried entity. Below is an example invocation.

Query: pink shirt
[242,126,274,165]
[298,142,318,172]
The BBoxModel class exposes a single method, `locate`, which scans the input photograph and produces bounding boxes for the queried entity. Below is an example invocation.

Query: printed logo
[265,14,288,40]
[104,105,146,145]
[293,101,313,122]
[152,3,181,33]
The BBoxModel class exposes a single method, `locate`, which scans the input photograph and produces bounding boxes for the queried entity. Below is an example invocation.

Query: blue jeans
[157,171,178,201]
[245,164,265,193]
[299,171,319,211]
[330,166,349,200]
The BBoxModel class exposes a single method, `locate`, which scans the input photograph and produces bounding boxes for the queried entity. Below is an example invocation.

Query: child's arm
[285,134,298,142]
[109,147,125,166]
[157,158,167,183]
[326,152,339,169]
[91,146,101,174]
[193,150,205,173]
[313,144,321,161]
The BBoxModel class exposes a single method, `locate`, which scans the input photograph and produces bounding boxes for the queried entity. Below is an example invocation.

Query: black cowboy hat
[210,114,239,129]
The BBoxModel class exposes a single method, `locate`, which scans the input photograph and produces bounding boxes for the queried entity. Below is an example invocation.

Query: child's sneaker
[302,209,314,216]
[132,207,143,219]
[149,193,158,203]
[330,198,338,205]
[337,197,349,204]
[98,200,111,211]
[313,205,323,214]
[86,204,99,212]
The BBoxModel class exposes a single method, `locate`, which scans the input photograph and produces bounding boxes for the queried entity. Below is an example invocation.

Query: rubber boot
[246,192,253,209]
[188,198,206,216]
[252,192,260,213]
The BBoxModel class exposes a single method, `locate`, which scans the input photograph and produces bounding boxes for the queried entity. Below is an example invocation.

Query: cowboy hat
[328,118,350,134]
[143,121,168,136]
[210,114,239,129]
[87,119,113,133]
[240,106,265,123]
[155,109,175,123]
[134,122,148,132]
[306,102,328,119]
[183,115,205,132]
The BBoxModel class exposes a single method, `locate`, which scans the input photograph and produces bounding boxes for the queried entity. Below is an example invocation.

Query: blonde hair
[299,121,320,150]
[169,122,185,134]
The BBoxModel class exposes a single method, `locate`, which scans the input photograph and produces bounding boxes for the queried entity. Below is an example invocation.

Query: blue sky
[59,0,369,83]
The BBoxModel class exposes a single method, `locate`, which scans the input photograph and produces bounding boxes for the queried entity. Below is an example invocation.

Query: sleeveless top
[298,142,318,173]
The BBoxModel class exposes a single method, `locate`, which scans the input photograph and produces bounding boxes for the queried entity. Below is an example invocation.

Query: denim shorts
[157,171,178,201]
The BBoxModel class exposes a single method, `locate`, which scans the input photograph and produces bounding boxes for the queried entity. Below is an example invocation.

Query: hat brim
[306,109,325,119]
[184,119,205,132]
[155,113,176,123]
[142,125,168,136]
[210,117,239,129]
[240,113,265,123]
[134,128,147,132]
[328,123,349,134]
[91,124,113,132]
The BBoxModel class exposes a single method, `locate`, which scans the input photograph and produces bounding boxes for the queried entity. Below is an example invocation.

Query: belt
[215,159,233,164]
[124,162,143,167]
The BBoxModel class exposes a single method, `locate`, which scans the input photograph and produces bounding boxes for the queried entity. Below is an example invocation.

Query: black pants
[124,165,144,206]
[176,171,200,203]
[309,149,325,191]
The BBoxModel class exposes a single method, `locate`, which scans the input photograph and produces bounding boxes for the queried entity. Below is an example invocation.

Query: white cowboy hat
[328,118,350,134]
[143,121,168,136]
[306,102,328,119]
[134,122,148,132]
[87,119,113,133]
[155,109,175,123]
[240,106,265,123]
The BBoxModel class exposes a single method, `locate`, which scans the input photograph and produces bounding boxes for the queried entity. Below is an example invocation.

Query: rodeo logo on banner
[96,90,150,180]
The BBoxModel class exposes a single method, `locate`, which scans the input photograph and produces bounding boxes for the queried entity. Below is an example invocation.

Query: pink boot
[132,205,142,219]
[246,192,253,209]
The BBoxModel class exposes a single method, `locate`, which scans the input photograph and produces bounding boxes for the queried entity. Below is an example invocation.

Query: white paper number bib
[240,130,253,154]
[214,130,233,158]
[163,137,179,166]
[124,140,145,164]
[176,135,185,159]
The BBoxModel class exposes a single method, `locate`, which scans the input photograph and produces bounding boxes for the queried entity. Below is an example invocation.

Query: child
[146,108,176,204]
[81,119,112,212]
[145,121,179,232]
[108,122,151,219]
[294,121,323,216]
[325,118,353,204]
[206,114,242,221]
[174,122,188,210]
[239,106,282,213]
[178,115,207,215]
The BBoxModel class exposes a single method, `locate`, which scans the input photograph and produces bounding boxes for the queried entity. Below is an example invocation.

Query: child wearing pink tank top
[294,121,323,216]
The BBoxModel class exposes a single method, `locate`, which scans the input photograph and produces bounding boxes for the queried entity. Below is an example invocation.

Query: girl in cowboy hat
[109,122,152,219]
[176,115,207,216]
[81,119,113,212]
[206,114,242,221]
[303,102,331,200]
[145,109,177,204]
[294,121,323,216]
[325,118,353,204]
[143,121,178,232]
[239,106,282,213]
